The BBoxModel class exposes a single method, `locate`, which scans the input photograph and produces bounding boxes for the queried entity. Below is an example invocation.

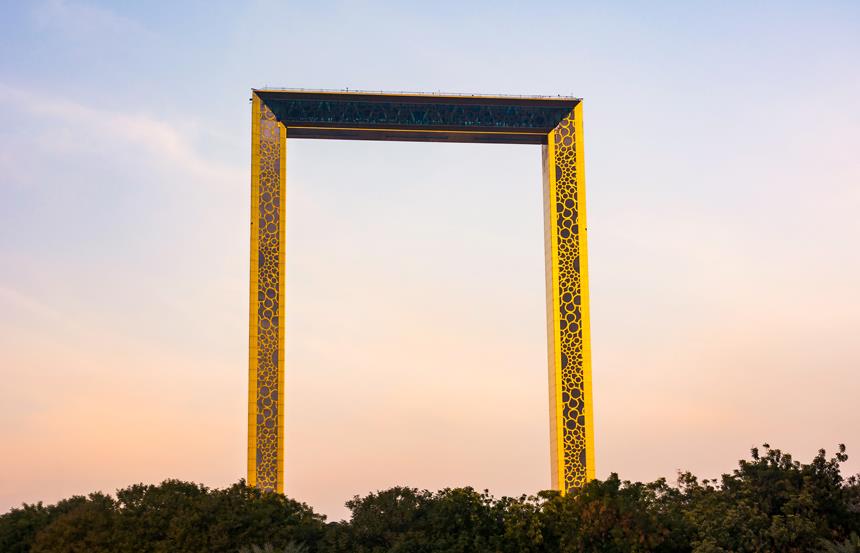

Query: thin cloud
[0,84,243,185]
[0,284,64,325]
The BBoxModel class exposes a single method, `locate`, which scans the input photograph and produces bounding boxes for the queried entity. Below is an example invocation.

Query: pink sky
[1,0,859,521]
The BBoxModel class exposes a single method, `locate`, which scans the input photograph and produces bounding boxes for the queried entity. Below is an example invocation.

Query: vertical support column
[543,103,595,492]
[249,93,287,493]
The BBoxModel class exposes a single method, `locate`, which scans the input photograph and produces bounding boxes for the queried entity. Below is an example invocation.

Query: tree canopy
[2,445,858,552]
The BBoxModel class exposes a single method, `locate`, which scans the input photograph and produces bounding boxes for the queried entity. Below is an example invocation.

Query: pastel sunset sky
[1,1,858,520]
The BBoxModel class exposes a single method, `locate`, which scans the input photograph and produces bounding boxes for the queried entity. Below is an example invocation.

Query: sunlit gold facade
[248,90,593,494]
[248,95,286,493]
[543,103,594,489]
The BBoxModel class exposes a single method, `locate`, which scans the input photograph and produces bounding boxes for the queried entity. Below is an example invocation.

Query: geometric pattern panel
[249,89,592,495]
[543,105,595,491]
[249,97,286,493]
[255,90,580,144]
[260,95,574,132]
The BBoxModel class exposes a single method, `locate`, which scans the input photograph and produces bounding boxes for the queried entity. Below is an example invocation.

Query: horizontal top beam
[254,89,580,145]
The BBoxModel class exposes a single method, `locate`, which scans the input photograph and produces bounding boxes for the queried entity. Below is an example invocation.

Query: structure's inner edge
[286,126,548,144]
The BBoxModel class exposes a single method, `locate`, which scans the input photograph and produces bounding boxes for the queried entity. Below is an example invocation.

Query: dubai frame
[248,89,594,494]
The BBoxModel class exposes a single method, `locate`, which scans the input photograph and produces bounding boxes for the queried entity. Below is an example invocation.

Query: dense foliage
[2,445,858,552]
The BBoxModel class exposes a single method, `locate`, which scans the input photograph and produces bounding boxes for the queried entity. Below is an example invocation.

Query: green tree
[819,532,860,553]
[2,444,857,552]
[537,475,691,552]
[681,444,860,552]
[1,480,325,553]
[30,493,119,553]
[0,496,89,553]
[238,543,309,553]
[321,486,520,553]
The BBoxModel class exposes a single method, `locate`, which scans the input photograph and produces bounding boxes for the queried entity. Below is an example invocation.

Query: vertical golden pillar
[543,103,595,491]
[249,93,287,493]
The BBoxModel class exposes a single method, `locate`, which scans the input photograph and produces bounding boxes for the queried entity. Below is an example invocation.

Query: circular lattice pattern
[255,104,282,492]
[552,113,588,490]
[250,102,588,493]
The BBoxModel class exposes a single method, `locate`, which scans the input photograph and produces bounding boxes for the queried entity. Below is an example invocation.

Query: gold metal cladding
[249,91,593,495]
[543,105,594,492]
[249,93,287,493]
[248,94,260,488]
[575,103,596,482]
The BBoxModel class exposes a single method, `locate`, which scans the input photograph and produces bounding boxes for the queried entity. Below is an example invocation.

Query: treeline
[1,445,858,552]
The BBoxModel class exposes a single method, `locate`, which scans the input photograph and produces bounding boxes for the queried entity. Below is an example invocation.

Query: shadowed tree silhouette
[1,446,857,553]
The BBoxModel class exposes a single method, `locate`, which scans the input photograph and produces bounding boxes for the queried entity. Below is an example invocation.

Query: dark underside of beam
[285,126,548,144]
[255,90,578,145]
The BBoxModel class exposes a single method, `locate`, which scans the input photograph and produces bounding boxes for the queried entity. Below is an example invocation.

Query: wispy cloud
[0,284,65,325]
[0,84,242,185]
